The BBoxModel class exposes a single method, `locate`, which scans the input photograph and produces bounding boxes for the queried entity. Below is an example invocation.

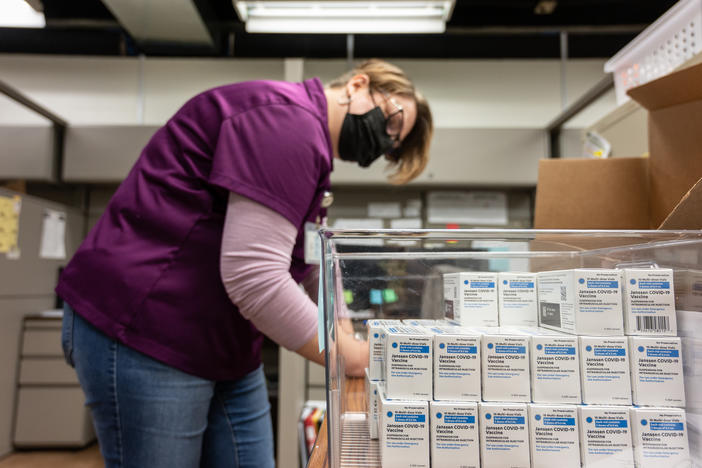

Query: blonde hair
[328,59,433,184]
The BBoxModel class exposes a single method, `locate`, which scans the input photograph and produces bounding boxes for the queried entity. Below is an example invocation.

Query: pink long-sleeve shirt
[220,193,318,350]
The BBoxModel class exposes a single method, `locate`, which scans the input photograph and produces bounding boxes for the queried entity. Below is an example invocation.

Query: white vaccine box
[579,336,632,405]
[629,336,685,407]
[630,407,691,468]
[379,398,429,468]
[364,368,382,439]
[498,272,538,327]
[578,406,634,467]
[430,401,479,468]
[530,335,581,404]
[623,268,677,335]
[443,272,499,327]
[481,333,530,402]
[384,326,432,400]
[537,269,624,335]
[367,319,400,381]
[528,404,581,468]
[427,326,481,401]
[479,403,530,468]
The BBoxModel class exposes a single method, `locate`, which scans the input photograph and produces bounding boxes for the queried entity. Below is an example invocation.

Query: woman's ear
[345,73,371,98]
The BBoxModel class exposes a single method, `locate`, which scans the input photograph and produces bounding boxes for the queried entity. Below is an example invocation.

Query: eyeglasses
[371,89,404,150]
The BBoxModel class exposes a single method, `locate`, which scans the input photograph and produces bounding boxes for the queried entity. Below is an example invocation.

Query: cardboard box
[535,157,650,229]
[534,61,702,230]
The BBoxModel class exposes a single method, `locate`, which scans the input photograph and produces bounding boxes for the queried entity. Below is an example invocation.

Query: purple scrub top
[56,78,333,381]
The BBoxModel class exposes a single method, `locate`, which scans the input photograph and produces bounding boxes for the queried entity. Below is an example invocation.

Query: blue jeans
[61,304,275,468]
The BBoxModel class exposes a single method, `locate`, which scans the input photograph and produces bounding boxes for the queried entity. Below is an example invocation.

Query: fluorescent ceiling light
[233,1,455,34]
[0,0,45,28]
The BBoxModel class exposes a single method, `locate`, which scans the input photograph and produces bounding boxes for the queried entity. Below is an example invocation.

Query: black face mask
[338,106,394,168]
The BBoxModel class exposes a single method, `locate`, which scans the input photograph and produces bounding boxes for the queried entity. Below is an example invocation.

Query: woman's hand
[338,328,368,377]
[295,320,368,377]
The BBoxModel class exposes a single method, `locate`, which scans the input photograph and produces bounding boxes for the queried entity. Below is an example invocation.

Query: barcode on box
[444,300,454,319]
[560,286,567,302]
[636,316,670,332]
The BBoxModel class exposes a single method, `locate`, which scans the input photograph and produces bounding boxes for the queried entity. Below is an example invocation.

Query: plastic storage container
[604,0,702,105]
[319,229,702,467]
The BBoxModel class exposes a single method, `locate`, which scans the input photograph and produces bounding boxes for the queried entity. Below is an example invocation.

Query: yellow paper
[0,195,21,254]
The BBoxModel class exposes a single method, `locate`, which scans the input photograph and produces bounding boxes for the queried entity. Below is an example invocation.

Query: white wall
[0,54,620,182]
[0,55,141,125]
[0,55,285,125]
[0,94,50,126]
[1,54,615,129]
[304,58,616,129]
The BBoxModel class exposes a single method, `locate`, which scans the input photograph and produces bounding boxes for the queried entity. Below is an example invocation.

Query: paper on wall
[390,218,422,229]
[39,208,67,260]
[0,194,21,259]
[427,191,508,225]
[368,202,402,218]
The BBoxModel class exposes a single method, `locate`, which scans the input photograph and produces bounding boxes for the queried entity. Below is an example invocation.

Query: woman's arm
[220,193,367,376]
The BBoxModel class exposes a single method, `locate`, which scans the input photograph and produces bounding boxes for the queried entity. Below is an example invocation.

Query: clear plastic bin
[319,229,702,467]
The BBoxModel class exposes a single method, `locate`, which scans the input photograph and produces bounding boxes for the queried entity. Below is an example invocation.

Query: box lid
[627,61,702,225]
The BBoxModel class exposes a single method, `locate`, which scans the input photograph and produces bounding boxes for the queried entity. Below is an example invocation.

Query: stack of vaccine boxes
[363,267,689,467]
[534,267,688,468]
